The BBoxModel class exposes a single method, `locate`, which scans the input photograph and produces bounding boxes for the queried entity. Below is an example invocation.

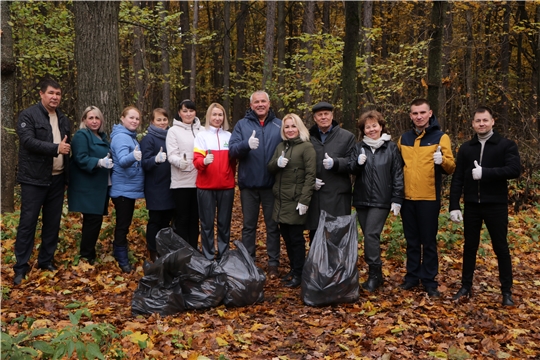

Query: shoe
[38,263,57,271]
[119,264,132,273]
[284,275,301,288]
[502,293,514,306]
[268,266,279,280]
[399,281,419,290]
[425,287,441,298]
[361,265,384,292]
[80,257,95,265]
[452,287,471,301]
[281,270,293,283]
[13,272,26,285]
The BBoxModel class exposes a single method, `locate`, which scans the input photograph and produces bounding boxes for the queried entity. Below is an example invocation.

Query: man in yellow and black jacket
[397,98,455,298]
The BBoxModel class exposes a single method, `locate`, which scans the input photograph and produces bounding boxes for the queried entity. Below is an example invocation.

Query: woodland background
[1,1,540,359]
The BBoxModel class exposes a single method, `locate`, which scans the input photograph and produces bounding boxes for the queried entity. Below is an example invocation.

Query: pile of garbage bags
[132,228,266,316]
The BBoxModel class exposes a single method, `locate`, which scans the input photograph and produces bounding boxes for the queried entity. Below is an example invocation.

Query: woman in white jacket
[166,99,202,250]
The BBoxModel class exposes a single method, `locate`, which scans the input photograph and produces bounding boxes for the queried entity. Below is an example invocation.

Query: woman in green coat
[268,113,316,288]
[68,106,112,264]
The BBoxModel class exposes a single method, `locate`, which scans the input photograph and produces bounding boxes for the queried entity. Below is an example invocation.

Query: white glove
[450,210,463,223]
[323,153,334,170]
[358,148,367,165]
[248,130,259,150]
[133,145,142,161]
[314,178,325,190]
[296,203,308,216]
[433,146,443,165]
[472,160,482,180]
[391,203,401,216]
[155,147,167,163]
[204,152,214,165]
[179,152,189,170]
[97,153,114,169]
[277,151,289,168]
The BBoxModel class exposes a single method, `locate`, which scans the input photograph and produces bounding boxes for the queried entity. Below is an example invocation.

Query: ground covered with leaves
[2,189,540,359]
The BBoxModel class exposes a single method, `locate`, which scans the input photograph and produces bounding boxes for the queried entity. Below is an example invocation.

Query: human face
[84,110,102,134]
[409,103,432,131]
[364,118,382,140]
[121,109,140,131]
[179,105,196,124]
[283,119,299,140]
[472,111,495,136]
[152,112,169,129]
[209,107,224,128]
[313,110,333,133]
[40,86,62,113]
[250,92,270,121]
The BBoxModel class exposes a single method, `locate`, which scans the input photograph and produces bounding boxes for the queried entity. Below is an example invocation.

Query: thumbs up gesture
[358,147,367,165]
[133,145,142,161]
[155,146,167,164]
[179,151,189,170]
[248,130,259,150]
[98,153,114,169]
[277,150,289,168]
[323,153,334,170]
[472,160,482,180]
[58,135,71,155]
[433,146,443,165]
[203,150,214,165]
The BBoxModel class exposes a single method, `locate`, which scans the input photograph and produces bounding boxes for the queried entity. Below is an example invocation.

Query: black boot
[361,265,383,292]
[284,274,301,288]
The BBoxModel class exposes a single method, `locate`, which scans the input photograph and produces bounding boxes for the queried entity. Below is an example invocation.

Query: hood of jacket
[111,123,137,140]
[173,117,201,130]
[243,108,277,124]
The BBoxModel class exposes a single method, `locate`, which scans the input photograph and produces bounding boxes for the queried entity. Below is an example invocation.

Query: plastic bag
[219,240,266,307]
[301,211,359,306]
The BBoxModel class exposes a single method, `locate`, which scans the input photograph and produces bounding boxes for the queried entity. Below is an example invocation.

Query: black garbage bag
[301,211,359,306]
[131,275,185,316]
[219,240,266,307]
[181,261,228,310]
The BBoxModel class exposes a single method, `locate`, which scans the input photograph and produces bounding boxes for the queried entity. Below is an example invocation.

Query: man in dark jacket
[305,102,356,239]
[13,79,71,285]
[229,91,282,278]
[449,106,521,306]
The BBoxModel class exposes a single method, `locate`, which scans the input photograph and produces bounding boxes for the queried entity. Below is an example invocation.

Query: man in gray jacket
[306,102,356,240]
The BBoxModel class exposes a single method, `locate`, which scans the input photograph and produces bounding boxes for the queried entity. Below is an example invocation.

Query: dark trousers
[279,223,306,276]
[197,188,234,260]
[172,188,199,250]
[356,207,390,267]
[111,196,135,247]
[146,209,175,253]
[462,202,512,293]
[401,199,441,287]
[240,188,280,266]
[79,213,104,261]
[14,175,65,274]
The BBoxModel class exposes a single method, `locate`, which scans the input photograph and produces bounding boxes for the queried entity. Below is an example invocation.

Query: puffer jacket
[16,102,71,186]
[110,124,144,199]
[348,139,404,209]
[229,109,282,189]
[268,137,316,225]
[166,117,202,189]
[397,115,455,201]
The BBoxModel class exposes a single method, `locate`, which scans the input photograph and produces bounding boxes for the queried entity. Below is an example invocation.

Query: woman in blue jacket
[68,106,113,264]
[140,108,175,262]
[110,106,144,273]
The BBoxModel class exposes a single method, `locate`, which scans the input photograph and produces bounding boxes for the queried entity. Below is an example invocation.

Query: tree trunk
[179,1,191,101]
[342,1,360,133]
[302,1,315,117]
[262,1,277,90]
[536,4,540,136]
[160,1,171,114]
[322,1,331,34]
[427,1,447,125]
[464,7,475,117]
[74,1,122,133]
[223,1,231,118]
[275,0,286,117]
[132,1,147,114]
[1,1,17,213]
[500,3,511,132]
[190,0,198,101]
[362,1,374,105]
[232,1,248,123]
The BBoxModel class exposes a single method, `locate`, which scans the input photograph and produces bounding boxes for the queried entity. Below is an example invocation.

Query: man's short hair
[410,98,430,109]
[474,106,494,118]
[250,90,270,103]
[39,78,61,93]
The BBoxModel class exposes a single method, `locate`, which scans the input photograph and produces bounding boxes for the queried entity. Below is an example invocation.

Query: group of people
[13,80,521,307]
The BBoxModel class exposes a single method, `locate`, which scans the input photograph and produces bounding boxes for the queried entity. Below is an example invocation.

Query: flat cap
[312,101,334,113]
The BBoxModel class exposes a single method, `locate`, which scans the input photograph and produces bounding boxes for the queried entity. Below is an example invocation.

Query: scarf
[362,133,391,152]
[147,124,168,140]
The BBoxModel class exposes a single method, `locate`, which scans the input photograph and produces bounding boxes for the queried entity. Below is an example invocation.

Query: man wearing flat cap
[305,102,356,240]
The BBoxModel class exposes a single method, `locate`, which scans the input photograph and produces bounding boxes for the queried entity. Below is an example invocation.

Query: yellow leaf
[338,343,350,351]
[216,337,229,346]
[217,309,225,317]
[126,331,148,344]
[250,323,264,331]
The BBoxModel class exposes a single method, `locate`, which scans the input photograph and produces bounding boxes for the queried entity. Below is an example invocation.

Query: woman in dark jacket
[68,106,112,264]
[348,110,404,292]
[268,113,316,288]
[140,108,175,262]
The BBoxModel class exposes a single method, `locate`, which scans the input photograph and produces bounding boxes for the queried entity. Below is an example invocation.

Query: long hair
[79,105,105,133]
[204,103,229,131]
[281,113,310,142]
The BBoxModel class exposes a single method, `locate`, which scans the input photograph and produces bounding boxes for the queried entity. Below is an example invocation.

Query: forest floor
[1,189,540,359]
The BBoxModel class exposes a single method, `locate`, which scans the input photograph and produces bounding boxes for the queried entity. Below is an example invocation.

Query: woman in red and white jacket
[193,103,236,261]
